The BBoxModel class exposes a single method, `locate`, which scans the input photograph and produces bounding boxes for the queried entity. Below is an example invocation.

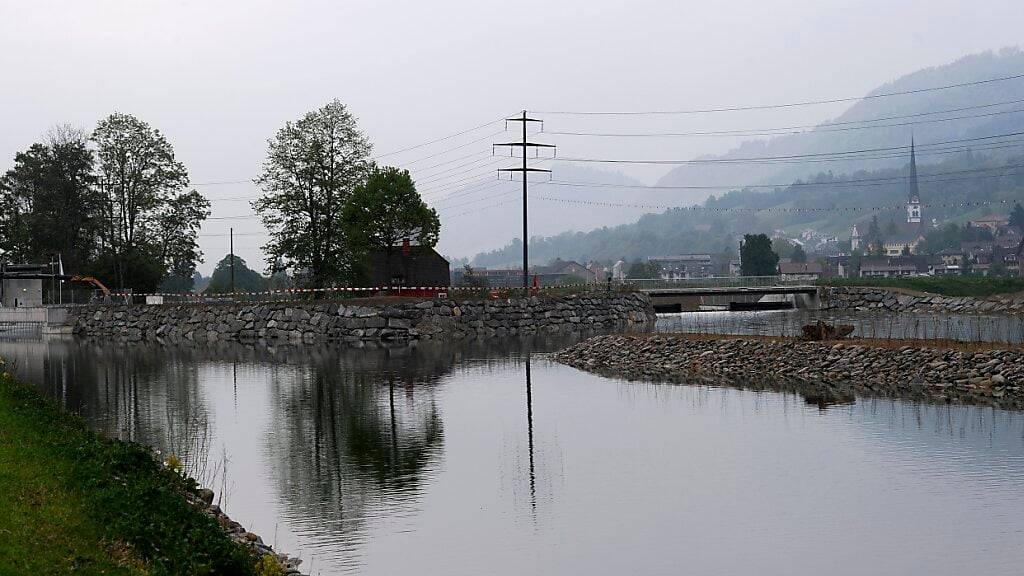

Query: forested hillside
[471,48,1024,267]
[472,150,1024,267]
[655,48,1024,197]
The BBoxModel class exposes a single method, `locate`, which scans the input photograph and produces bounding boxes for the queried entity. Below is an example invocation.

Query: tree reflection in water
[2,337,218,485]
[264,344,447,557]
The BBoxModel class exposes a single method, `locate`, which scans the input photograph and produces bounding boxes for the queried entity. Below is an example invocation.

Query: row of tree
[252,100,440,287]
[0,100,442,292]
[0,117,208,292]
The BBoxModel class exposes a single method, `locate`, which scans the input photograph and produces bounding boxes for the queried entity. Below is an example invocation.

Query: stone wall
[555,334,1024,408]
[67,293,655,342]
[823,286,1024,315]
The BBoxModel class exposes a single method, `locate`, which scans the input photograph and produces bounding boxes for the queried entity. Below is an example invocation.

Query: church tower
[906,138,922,224]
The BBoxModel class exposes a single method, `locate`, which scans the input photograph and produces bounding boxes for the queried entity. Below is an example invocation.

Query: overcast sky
[2,0,1022,273]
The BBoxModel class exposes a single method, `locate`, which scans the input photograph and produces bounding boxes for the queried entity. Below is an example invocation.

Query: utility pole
[229,227,235,294]
[495,111,555,289]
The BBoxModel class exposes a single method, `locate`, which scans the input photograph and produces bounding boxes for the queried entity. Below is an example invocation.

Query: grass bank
[0,370,259,575]
[819,276,1024,298]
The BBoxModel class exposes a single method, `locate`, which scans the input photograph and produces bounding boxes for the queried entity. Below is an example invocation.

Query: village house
[778,261,824,282]
[611,259,627,281]
[534,259,595,285]
[648,254,713,279]
[859,256,921,278]
[969,214,1010,233]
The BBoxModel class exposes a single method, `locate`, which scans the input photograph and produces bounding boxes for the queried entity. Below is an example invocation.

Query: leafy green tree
[962,224,994,242]
[772,239,795,260]
[460,264,488,288]
[790,244,808,263]
[205,255,267,293]
[92,113,208,291]
[1010,202,1024,232]
[920,223,962,254]
[990,260,1009,277]
[867,215,882,243]
[342,166,440,284]
[158,273,194,293]
[848,249,863,277]
[253,99,372,286]
[0,126,100,269]
[740,234,779,276]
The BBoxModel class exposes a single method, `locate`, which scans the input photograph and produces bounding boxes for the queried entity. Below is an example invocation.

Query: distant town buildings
[778,261,824,281]
[612,260,627,281]
[459,139,1022,285]
[859,257,921,277]
[648,254,713,279]
[534,259,596,284]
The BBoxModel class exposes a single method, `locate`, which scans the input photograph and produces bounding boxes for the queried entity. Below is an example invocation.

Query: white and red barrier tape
[122,284,618,299]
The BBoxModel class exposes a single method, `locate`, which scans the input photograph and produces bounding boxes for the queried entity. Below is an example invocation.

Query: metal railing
[626,276,815,291]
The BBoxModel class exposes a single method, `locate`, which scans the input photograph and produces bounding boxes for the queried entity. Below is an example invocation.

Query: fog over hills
[435,164,652,258]
[655,48,1024,195]
[461,47,1024,267]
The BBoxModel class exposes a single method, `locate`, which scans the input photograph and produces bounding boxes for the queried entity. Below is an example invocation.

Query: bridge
[628,276,820,313]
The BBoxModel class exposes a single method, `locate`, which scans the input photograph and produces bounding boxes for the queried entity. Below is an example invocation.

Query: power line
[184,99,1024,186]
[537,162,1024,191]
[442,197,522,219]
[551,130,1024,166]
[532,194,1017,214]
[419,158,554,196]
[431,179,510,205]
[192,179,251,186]
[372,116,508,159]
[206,214,260,220]
[415,155,511,186]
[199,231,267,237]
[397,130,507,167]
[543,103,1024,139]
[534,72,1024,115]
[409,149,492,174]
[436,189,520,211]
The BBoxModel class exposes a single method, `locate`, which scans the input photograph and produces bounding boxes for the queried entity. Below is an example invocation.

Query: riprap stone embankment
[554,334,1024,408]
[68,293,655,342]
[824,286,1024,315]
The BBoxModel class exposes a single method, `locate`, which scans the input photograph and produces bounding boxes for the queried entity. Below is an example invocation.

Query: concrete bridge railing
[627,276,813,291]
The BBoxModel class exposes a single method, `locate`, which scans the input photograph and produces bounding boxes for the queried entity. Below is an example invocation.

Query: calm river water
[5,330,1024,575]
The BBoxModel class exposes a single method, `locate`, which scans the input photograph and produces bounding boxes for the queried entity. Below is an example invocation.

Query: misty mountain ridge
[656,47,1024,196]
[467,47,1024,268]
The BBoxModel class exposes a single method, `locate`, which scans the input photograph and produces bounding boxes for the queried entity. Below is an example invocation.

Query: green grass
[0,370,257,576]
[820,276,1024,298]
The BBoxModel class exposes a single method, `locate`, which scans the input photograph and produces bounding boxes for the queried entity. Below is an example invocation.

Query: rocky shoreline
[184,487,308,575]
[554,334,1024,408]
[824,286,1024,315]
[68,293,655,342]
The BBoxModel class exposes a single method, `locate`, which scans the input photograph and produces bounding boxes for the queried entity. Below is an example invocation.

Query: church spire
[907,137,920,203]
[906,137,922,224]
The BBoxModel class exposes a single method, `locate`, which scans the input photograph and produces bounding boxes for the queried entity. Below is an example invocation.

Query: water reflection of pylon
[525,355,536,513]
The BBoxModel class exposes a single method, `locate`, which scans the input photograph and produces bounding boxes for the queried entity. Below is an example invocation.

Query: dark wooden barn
[367,243,450,288]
